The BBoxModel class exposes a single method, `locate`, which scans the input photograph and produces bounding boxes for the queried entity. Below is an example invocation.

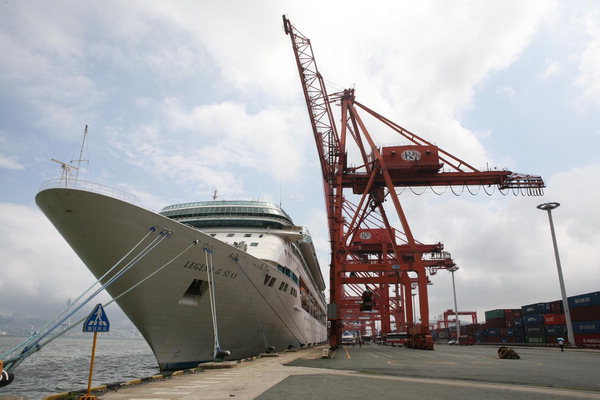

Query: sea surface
[0,335,158,399]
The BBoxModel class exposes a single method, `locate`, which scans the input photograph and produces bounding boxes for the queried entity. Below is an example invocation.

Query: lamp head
[537,202,560,211]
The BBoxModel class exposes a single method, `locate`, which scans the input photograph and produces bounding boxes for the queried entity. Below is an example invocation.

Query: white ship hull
[36,187,327,370]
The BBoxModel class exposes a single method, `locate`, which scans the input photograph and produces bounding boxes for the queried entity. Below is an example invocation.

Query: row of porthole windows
[263,273,298,297]
[277,264,299,285]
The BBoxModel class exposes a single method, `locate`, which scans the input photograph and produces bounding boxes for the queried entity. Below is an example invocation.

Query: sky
[1,0,599,329]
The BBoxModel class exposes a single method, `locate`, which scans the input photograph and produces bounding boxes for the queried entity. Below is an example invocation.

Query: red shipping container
[549,300,564,314]
[570,304,600,322]
[574,333,600,347]
[504,309,522,318]
[546,335,565,345]
[486,318,506,328]
[544,314,566,325]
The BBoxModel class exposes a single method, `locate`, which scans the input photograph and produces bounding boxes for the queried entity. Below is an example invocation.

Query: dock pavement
[50,344,600,400]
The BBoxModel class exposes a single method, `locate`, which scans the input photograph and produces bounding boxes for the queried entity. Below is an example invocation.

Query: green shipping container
[485,309,505,320]
[526,335,546,343]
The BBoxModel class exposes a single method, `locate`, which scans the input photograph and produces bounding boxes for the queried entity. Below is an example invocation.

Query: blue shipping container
[524,324,545,335]
[521,303,551,315]
[568,292,600,309]
[486,328,499,336]
[513,318,523,326]
[523,313,545,325]
[572,320,600,334]
[545,325,568,335]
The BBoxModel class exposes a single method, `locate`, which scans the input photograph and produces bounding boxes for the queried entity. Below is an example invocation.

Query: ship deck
[47,343,600,400]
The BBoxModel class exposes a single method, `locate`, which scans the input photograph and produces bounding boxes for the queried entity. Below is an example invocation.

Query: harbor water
[0,335,157,399]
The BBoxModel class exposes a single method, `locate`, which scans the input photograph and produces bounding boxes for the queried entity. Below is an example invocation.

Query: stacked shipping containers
[569,291,600,348]
[480,309,522,343]
[521,301,566,344]
[472,291,599,348]
[433,290,599,347]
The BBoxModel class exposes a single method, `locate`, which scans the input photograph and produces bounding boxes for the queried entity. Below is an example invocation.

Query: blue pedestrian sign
[83,303,110,332]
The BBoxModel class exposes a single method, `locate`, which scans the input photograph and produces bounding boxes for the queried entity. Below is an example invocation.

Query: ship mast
[72,125,89,181]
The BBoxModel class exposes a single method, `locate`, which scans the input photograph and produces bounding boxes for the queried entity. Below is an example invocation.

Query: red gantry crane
[283,16,545,349]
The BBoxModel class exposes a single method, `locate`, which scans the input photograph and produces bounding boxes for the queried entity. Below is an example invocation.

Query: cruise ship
[35,182,327,370]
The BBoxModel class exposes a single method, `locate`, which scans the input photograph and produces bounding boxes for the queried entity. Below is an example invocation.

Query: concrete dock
[67,344,599,399]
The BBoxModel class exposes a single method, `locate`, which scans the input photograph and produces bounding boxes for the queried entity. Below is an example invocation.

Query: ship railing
[39,178,141,205]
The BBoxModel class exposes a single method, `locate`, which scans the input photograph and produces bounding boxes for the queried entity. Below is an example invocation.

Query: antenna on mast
[51,159,78,187]
[212,189,218,200]
[72,125,88,181]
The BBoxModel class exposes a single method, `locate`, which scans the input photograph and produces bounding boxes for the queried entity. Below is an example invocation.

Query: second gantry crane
[283,15,545,349]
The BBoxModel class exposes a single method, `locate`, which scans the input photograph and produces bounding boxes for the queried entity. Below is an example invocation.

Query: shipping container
[570,304,600,322]
[526,335,546,343]
[568,291,600,309]
[504,309,522,319]
[485,318,506,328]
[486,328,499,337]
[574,333,600,347]
[486,335,500,343]
[513,326,524,337]
[549,300,564,314]
[485,309,505,320]
[513,318,523,327]
[515,334,525,343]
[544,314,566,325]
[545,325,568,335]
[521,302,551,315]
[523,313,545,325]
[572,320,600,334]
[524,324,545,335]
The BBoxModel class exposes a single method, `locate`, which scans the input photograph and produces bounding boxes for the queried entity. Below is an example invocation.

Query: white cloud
[0,153,24,171]
[0,136,25,170]
[0,203,99,317]
[575,10,600,109]
[541,59,560,79]
[497,85,517,99]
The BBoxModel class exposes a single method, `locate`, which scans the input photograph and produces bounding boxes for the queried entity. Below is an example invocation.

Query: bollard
[0,360,15,388]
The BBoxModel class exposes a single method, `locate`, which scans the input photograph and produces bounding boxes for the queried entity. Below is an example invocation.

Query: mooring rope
[1,229,186,371]
[0,227,159,361]
[230,254,271,352]
[204,247,226,360]
[272,281,309,344]
[231,257,304,346]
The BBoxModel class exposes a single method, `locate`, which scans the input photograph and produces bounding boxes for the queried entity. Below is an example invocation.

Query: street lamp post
[449,266,460,341]
[537,202,576,347]
[411,283,417,324]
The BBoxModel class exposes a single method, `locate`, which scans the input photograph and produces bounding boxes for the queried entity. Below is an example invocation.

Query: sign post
[80,304,110,400]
